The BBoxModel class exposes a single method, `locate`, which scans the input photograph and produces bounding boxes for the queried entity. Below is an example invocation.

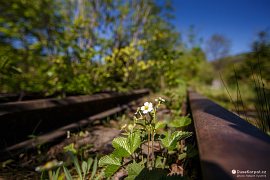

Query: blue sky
[171,0,270,57]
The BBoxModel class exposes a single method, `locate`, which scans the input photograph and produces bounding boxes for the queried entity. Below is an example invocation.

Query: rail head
[0,89,150,116]
[188,90,270,180]
[0,89,149,153]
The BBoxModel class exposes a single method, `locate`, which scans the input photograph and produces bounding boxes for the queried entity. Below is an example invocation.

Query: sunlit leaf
[104,164,121,178]
[125,162,144,180]
[155,121,167,129]
[112,132,141,158]
[168,116,192,128]
[98,154,121,167]
[161,131,192,151]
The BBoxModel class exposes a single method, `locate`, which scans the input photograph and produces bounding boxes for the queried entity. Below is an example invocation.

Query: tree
[206,34,231,61]
[0,0,184,94]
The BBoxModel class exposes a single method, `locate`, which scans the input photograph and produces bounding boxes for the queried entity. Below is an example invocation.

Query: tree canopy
[0,0,211,96]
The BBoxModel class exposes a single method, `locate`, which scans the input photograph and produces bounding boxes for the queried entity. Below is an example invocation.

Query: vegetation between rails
[20,88,198,180]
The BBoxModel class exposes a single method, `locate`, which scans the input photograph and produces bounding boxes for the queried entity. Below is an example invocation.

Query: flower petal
[144,102,149,106]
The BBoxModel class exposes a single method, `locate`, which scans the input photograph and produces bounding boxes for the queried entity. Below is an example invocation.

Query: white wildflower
[140,102,153,114]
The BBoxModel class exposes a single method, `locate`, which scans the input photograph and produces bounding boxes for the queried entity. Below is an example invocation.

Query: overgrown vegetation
[28,87,198,179]
[98,97,192,178]
[0,0,212,97]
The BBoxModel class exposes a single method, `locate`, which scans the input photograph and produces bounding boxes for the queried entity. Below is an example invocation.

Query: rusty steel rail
[0,89,149,156]
[188,90,270,180]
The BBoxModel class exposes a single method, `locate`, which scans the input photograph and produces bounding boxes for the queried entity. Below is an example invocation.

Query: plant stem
[162,156,167,169]
[147,129,150,168]
[151,128,155,167]
[141,146,144,163]
[180,140,185,153]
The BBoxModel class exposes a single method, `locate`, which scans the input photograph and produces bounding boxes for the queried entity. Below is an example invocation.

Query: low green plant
[62,144,98,180]
[62,155,98,180]
[98,97,192,178]
[37,143,98,180]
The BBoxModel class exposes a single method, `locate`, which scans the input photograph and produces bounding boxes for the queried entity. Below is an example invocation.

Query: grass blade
[63,166,73,180]
[90,157,98,179]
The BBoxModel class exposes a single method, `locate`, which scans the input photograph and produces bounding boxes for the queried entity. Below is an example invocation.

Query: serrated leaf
[155,121,167,129]
[128,132,141,154]
[98,154,121,167]
[161,131,192,151]
[160,132,178,151]
[104,164,121,178]
[125,162,144,180]
[112,132,141,158]
[168,117,191,128]
[177,131,192,140]
[112,137,130,157]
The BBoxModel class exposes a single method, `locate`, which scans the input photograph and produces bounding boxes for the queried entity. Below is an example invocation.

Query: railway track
[0,89,149,159]
[188,90,270,179]
[1,89,269,179]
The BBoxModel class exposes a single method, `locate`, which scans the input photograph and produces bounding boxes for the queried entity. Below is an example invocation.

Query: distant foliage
[0,0,210,96]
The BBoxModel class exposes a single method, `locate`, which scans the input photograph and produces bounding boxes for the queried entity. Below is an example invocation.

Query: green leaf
[112,137,130,157]
[155,121,167,129]
[82,161,87,179]
[178,153,187,161]
[176,131,193,140]
[128,132,141,154]
[160,132,177,150]
[154,156,164,169]
[112,132,141,158]
[125,162,144,180]
[104,165,121,178]
[52,167,61,180]
[87,157,93,174]
[72,155,82,180]
[90,157,98,179]
[63,166,73,180]
[161,131,192,151]
[98,154,121,167]
[63,143,77,154]
[168,117,191,128]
